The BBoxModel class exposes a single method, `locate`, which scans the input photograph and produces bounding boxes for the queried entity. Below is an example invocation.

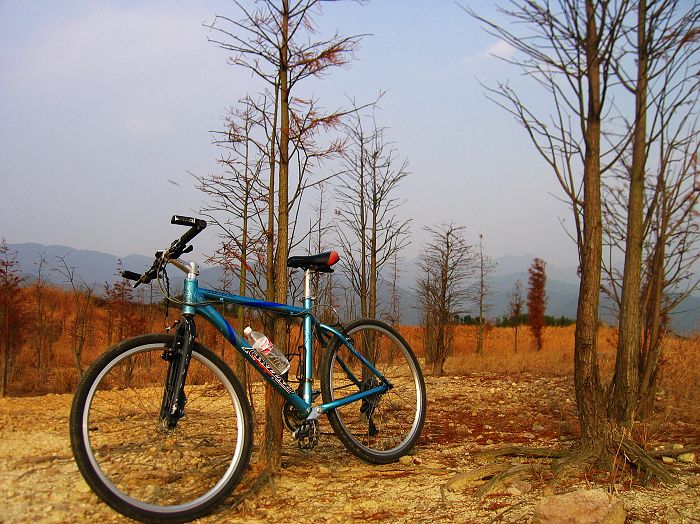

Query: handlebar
[121,215,207,287]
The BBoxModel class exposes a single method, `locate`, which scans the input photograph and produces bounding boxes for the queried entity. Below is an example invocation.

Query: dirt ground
[1,373,699,523]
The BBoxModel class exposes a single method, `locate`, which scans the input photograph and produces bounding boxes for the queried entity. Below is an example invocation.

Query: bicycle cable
[154,256,218,309]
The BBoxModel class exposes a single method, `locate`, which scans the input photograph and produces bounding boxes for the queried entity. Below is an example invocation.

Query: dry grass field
[7,289,700,432]
[2,293,700,522]
[402,324,700,430]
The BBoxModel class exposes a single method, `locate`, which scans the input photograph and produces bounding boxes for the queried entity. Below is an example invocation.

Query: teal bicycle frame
[176,260,391,421]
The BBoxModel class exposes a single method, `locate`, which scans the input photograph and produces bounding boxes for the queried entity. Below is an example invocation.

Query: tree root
[475,463,547,498]
[476,446,569,460]
[647,444,700,458]
[462,436,678,498]
[445,464,511,492]
[618,438,677,485]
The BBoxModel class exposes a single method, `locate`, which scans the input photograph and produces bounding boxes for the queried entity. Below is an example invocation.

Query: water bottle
[243,327,290,375]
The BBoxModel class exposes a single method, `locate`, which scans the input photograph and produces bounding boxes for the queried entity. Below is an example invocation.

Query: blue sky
[0,1,580,269]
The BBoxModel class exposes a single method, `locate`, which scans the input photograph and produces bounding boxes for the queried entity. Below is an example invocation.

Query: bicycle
[69,215,426,523]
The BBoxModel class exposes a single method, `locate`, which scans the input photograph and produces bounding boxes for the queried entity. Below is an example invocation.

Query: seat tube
[303,269,314,404]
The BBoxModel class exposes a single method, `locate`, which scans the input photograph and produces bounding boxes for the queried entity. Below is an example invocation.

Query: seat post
[302,268,314,404]
[304,269,313,302]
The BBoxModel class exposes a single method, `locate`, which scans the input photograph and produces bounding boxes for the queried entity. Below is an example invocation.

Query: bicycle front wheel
[320,318,426,464]
[69,334,253,523]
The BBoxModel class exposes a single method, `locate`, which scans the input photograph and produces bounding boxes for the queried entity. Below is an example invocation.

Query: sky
[0,0,581,270]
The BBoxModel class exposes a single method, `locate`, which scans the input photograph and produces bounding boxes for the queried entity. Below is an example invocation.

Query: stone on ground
[531,488,625,524]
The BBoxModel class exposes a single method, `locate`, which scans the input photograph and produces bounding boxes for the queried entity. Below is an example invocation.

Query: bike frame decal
[243,346,295,396]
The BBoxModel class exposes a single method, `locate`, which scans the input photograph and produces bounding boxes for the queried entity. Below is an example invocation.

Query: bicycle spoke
[322,319,426,463]
[72,338,251,519]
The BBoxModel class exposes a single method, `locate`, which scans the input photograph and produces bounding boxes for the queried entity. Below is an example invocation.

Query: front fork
[160,315,195,429]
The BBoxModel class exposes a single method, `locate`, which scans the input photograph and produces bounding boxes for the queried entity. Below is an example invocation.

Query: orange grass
[400,324,700,427]
[6,284,700,429]
[400,324,618,378]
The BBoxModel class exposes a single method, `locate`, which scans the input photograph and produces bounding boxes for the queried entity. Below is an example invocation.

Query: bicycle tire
[320,318,426,464]
[69,334,253,523]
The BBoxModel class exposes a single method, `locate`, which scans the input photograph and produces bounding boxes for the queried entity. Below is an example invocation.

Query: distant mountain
[8,242,699,334]
[492,253,580,284]
[10,243,153,290]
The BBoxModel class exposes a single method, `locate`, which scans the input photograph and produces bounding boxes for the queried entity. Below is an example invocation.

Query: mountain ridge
[7,242,698,334]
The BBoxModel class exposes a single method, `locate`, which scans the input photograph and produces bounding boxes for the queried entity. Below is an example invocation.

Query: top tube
[194,285,309,348]
[198,287,308,316]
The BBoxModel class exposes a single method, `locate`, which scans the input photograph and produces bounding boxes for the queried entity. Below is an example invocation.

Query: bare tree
[387,251,403,328]
[198,96,269,383]
[508,280,525,353]
[472,234,495,355]
[600,0,700,421]
[304,181,339,373]
[416,224,474,376]
[0,239,28,396]
[636,146,699,418]
[308,181,337,323]
[335,108,411,321]
[104,261,139,345]
[467,0,677,480]
[54,256,95,380]
[29,253,62,381]
[467,0,621,457]
[206,0,362,471]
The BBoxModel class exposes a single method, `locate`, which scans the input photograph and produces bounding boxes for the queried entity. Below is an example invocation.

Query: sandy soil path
[1,374,698,523]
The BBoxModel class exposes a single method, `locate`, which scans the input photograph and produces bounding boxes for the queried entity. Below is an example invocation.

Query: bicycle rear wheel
[320,318,426,464]
[69,334,252,523]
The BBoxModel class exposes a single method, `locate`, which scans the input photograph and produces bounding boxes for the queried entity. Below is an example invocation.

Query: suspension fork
[160,315,196,429]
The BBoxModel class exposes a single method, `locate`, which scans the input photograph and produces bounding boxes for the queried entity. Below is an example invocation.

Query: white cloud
[485,40,515,60]
[461,39,516,67]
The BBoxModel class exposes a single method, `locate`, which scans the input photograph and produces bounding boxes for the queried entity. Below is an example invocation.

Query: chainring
[293,419,319,450]
[282,400,307,433]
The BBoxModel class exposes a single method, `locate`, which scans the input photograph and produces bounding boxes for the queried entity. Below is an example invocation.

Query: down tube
[196,303,310,414]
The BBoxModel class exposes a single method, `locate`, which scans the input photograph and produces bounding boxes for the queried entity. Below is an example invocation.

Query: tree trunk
[233,140,251,384]
[266,83,279,314]
[610,0,647,426]
[638,214,666,419]
[262,0,290,473]
[369,153,378,320]
[574,0,608,453]
[359,142,367,319]
[432,352,445,377]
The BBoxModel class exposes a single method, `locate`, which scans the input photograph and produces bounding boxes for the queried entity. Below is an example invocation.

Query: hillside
[8,242,699,334]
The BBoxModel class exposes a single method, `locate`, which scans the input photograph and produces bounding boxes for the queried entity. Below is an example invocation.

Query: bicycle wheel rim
[80,343,247,515]
[328,322,425,458]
